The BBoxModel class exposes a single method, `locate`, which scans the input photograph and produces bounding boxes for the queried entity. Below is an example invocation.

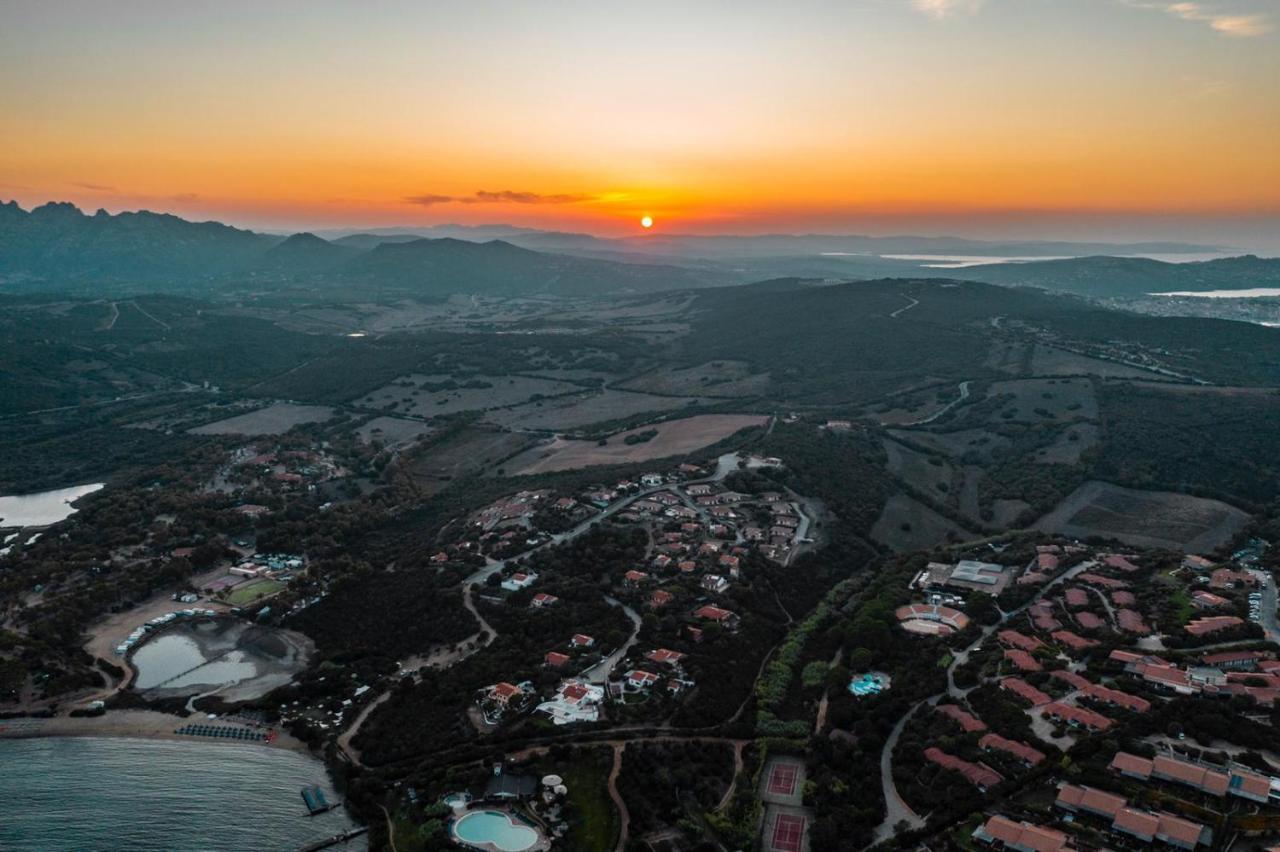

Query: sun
[640,215,654,229]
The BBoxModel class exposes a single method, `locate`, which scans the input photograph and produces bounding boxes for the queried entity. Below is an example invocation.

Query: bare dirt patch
[1035,480,1249,553]
[189,403,334,436]
[503,414,768,475]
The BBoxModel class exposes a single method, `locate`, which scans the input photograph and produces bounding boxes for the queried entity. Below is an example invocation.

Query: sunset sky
[1,0,1277,246]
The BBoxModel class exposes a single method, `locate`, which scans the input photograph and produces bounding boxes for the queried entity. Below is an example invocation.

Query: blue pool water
[453,810,541,851]
[849,674,884,696]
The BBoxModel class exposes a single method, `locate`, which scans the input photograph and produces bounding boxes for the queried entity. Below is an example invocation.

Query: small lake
[0,483,104,528]
[131,633,258,690]
[131,620,309,697]
[0,737,364,851]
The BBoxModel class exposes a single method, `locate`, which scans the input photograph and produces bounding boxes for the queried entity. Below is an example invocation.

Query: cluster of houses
[479,643,697,728]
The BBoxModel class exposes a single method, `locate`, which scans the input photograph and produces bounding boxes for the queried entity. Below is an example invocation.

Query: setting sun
[640,216,654,229]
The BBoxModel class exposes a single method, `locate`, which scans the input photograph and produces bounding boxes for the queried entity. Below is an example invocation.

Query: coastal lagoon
[0,737,364,851]
[131,620,311,700]
[0,483,104,528]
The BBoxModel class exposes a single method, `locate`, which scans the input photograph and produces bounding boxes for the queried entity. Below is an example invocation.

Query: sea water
[0,737,365,851]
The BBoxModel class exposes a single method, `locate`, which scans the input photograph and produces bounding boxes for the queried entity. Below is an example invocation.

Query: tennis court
[768,813,806,852]
[767,763,800,797]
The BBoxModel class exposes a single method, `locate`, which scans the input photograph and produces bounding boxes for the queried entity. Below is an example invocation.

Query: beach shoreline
[0,708,312,754]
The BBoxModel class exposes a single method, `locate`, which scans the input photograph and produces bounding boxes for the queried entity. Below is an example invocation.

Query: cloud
[72,181,116,192]
[404,190,593,207]
[1123,1,1271,36]
[403,193,455,207]
[910,0,985,18]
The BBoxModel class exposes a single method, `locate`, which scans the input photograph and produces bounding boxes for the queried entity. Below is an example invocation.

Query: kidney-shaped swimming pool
[451,810,541,852]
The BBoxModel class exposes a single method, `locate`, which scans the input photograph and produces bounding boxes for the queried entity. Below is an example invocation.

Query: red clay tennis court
[767,763,800,797]
[769,813,806,852]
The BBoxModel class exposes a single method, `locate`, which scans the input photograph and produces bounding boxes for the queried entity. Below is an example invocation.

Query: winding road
[336,451,750,765]
[869,560,1092,847]
[903,381,972,427]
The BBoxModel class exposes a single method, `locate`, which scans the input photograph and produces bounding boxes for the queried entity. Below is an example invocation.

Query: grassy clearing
[225,579,284,607]
[557,748,620,852]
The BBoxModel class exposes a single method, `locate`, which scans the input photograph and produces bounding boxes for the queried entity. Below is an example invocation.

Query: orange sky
[1,1,1277,240]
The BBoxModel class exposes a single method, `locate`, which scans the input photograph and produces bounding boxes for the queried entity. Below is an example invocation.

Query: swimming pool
[848,673,886,696]
[452,810,541,852]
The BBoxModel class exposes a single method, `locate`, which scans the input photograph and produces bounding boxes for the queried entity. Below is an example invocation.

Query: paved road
[1247,568,1278,643]
[584,597,642,685]
[902,381,972,427]
[869,561,1091,847]
[890,295,920,319]
[337,452,748,767]
[873,704,927,842]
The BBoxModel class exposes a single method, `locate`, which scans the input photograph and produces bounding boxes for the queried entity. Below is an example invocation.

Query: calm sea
[0,737,366,852]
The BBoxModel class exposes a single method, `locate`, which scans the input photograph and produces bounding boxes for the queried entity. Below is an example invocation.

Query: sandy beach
[0,708,311,754]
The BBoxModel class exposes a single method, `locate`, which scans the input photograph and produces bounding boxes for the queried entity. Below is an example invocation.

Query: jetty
[301,785,341,815]
[296,826,368,852]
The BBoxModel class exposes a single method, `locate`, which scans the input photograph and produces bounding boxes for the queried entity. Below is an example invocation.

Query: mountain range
[2,199,1277,301]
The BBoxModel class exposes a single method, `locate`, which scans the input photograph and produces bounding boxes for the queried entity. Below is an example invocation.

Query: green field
[556,749,621,852]
[225,579,284,607]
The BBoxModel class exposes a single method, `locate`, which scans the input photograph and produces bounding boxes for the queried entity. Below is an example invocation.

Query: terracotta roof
[1052,630,1098,650]
[936,703,987,732]
[1083,683,1151,713]
[1110,751,1154,779]
[980,732,1045,765]
[1005,649,1043,672]
[1001,677,1051,706]
[1050,670,1091,690]
[1056,784,1125,818]
[1104,554,1140,572]
[978,815,1072,852]
[1186,616,1243,636]
[998,630,1044,652]
[694,604,736,622]
[1044,701,1112,730]
[1113,806,1160,840]
[1074,611,1105,630]
[1064,588,1090,608]
[1152,754,1230,796]
[923,747,1003,789]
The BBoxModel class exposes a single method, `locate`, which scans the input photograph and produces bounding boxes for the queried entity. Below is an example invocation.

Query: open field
[618,360,770,398]
[888,427,1011,463]
[979,378,1097,423]
[354,373,586,418]
[354,416,433,447]
[503,413,768,474]
[870,492,974,552]
[189,403,334,436]
[404,426,538,492]
[882,437,956,503]
[485,387,712,431]
[1034,422,1100,464]
[985,340,1031,374]
[1035,480,1250,553]
[1029,345,1172,379]
[225,579,285,607]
